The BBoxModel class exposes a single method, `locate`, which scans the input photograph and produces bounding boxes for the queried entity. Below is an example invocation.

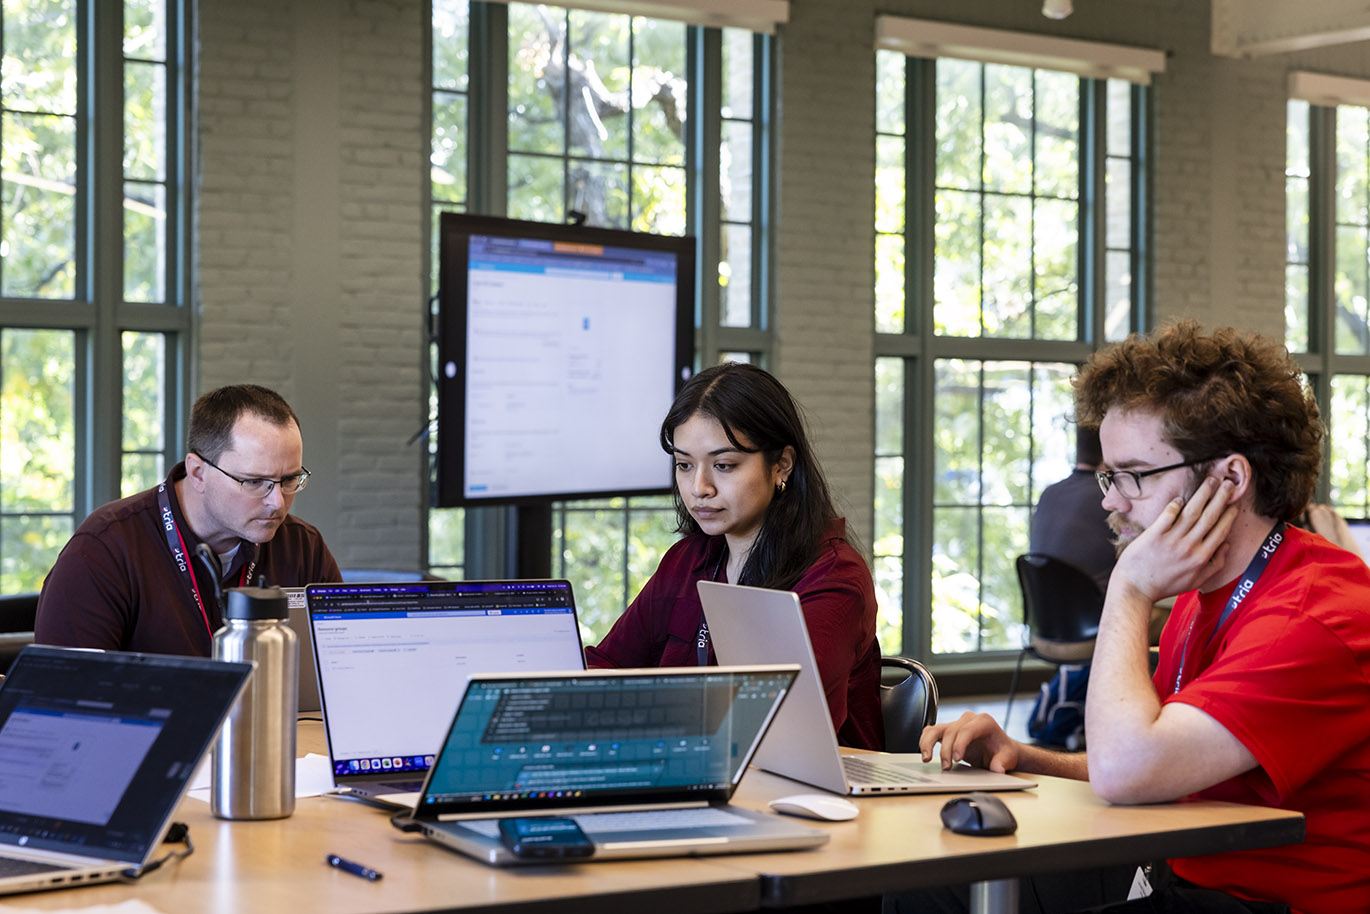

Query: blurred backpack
[1028,661,1089,751]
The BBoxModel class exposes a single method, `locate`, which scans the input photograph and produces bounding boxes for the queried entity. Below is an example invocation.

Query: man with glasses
[36,384,340,656]
[900,322,1370,913]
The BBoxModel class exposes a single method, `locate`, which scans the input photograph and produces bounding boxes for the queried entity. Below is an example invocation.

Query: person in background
[897,321,1370,914]
[1292,502,1365,560]
[36,384,340,656]
[1030,425,1115,593]
[586,362,883,750]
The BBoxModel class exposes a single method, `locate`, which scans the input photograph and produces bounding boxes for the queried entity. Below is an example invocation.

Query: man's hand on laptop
[920,712,1021,774]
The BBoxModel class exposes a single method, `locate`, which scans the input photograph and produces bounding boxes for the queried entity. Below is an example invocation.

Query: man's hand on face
[1112,476,1238,605]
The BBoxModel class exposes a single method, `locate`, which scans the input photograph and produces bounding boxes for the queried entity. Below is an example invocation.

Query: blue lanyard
[1171,521,1286,694]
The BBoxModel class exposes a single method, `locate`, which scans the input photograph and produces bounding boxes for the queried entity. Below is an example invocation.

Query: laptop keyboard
[575,807,753,833]
[381,779,424,793]
[461,806,753,838]
[842,755,935,785]
[0,856,73,877]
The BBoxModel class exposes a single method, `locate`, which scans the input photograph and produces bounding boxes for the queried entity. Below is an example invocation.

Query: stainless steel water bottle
[210,585,298,820]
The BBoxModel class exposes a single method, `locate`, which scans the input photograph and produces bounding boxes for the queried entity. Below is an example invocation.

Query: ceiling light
[1042,0,1073,19]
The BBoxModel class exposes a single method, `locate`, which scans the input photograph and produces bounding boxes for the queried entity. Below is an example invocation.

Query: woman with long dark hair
[585,362,882,749]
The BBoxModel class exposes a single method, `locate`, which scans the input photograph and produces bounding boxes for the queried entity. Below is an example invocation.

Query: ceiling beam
[1212,0,1370,58]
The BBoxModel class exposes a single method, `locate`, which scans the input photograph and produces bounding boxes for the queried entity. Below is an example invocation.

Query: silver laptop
[698,580,1035,796]
[306,579,586,806]
[281,587,321,713]
[0,645,251,895]
[411,665,828,865]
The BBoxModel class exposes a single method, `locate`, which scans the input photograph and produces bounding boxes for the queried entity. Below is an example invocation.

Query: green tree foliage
[2,0,77,299]
[506,4,686,231]
[121,332,166,497]
[0,329,75,590]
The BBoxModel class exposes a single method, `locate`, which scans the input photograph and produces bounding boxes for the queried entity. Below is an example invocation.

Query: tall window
[428,3,773,641]
[428,0,470,579]
[874,51,1146,660]
[1286,94,1370,515]
[1,1,187,592]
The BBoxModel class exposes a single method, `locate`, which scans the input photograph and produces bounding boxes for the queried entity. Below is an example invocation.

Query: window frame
[0,1,190,592]
[1286,97,1370,514]
[874,53,1150,664]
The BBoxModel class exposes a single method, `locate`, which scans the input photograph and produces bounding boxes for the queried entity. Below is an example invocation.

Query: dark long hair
[660,362,841,590]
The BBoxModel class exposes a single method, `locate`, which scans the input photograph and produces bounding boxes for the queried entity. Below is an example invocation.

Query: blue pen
[326,853,383,881]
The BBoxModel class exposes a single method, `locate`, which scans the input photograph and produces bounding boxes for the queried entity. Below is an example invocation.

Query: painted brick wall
[771,2,878,534]
[196,0,426,571]
[197,0,297,395]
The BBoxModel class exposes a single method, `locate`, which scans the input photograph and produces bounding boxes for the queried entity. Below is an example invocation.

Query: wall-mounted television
[434,213,696,508]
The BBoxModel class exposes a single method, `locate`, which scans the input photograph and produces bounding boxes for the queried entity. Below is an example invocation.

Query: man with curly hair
[906,322,1370,914]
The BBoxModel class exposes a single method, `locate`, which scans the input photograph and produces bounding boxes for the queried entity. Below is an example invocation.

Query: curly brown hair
[1073,320,1322,522]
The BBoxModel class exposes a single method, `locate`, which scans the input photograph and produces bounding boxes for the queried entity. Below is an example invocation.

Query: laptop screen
[0,647,251,864]
[417,665,798,817]
[307,580,585,779]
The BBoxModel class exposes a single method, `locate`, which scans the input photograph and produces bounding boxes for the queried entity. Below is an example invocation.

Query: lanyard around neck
[1171,521,1286,694]
[157,481,252,638]
[696,548,728,667]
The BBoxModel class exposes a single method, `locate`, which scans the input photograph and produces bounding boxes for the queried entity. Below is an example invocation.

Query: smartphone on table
[497,816,595,859]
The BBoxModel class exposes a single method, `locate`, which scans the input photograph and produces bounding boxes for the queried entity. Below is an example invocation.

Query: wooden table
[6,723,1304,913]
[718,763,1305,913]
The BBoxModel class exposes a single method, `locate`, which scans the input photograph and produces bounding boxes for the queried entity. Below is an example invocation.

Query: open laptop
[306,579,586,806]
[699,580,1035,796]
[410,665,828,865]
[0,645,251,894]
[281,587,321,713]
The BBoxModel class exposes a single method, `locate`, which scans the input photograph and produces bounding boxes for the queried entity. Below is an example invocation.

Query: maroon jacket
[36,463,340,656]
[586,519,884,750]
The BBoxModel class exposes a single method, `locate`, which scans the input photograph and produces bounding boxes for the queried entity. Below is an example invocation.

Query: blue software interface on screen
[422,671,789,805]
[309,582,584,777]
[462,233,679,500]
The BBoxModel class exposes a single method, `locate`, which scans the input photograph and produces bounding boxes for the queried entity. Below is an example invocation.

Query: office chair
[0,592,38,675]
[879,655,938,753]
[1007,554,1104,728]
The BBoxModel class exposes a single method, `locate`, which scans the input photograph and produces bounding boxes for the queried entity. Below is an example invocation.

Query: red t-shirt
[585,519,884,751]
[1154,526,1370,914]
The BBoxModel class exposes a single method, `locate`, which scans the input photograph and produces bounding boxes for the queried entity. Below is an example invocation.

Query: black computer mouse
[939,791,1018,836]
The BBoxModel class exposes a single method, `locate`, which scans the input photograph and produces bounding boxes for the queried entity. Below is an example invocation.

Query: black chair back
[1015,553,1104,649]
[0,593,38,676]
[879,656,938,753]
[0,593,37,634]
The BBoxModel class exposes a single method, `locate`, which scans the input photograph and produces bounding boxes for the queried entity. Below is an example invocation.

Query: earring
[776,479,787,494]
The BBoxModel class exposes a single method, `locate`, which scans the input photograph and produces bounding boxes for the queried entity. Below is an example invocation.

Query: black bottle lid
[224,586,289,621]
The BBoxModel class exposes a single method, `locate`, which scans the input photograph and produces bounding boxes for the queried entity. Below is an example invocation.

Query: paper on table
[184,753,334,803]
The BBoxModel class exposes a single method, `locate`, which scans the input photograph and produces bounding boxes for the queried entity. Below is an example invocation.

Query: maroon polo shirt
[35,463,340,656]
[586,519,884,751]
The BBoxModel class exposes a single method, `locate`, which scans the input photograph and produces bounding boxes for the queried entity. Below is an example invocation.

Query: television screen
[435,213,695,508]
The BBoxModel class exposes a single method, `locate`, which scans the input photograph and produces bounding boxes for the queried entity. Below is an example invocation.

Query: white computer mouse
[767,793,860,822]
